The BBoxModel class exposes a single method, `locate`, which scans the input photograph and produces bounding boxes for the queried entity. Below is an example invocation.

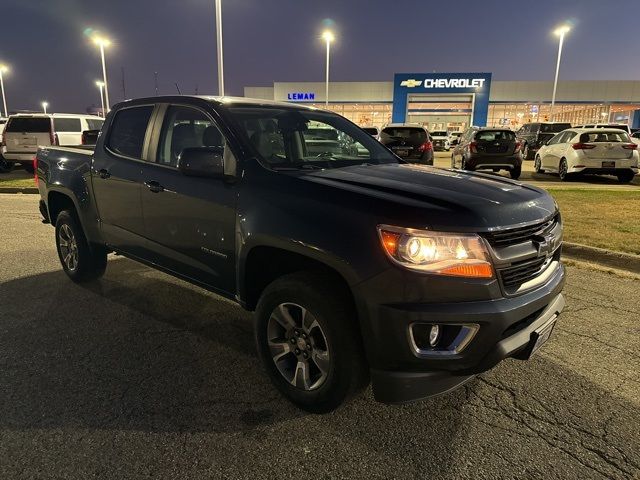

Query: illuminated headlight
[378,225,494,278]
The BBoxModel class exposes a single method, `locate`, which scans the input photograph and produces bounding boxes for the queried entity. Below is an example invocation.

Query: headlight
[377,225,494,278]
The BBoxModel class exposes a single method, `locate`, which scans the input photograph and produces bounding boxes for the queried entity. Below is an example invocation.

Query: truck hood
[300,163,557,231]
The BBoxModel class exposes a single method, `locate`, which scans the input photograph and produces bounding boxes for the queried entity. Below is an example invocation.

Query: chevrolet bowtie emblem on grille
[534,233,555,258]
[400,79,423,88]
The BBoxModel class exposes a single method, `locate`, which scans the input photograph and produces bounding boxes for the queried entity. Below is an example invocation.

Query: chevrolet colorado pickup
[35,96,566,413]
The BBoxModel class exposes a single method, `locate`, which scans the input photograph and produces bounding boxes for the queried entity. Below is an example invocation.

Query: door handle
[144,180,165,193]
[98,168,110,179]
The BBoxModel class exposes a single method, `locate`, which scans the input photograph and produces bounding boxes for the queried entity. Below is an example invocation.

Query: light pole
[215,0,224,96]
[0,64,8,118]
[42,101,48,114]
[96,80,105,117]
[551,25,570,121]
[92,36,111,113]
[322,30,334,107]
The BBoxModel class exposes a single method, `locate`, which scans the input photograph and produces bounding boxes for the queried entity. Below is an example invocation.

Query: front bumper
[354,261,566,404]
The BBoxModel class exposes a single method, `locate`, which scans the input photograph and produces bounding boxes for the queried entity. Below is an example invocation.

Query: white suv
[430,130,450,151]
[2,113,103,172]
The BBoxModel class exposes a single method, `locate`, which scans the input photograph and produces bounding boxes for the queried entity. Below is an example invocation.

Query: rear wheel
[461,158,473,171]
[22,163,34,174]
[450,154,455,168]
[616,171,635,183]
[510,166,522,180]
[0,157,12,173]
[558,158,571,181]
[523,143,532,160]
[255,272,368,413]
[534,155,545,173]
[55,210,107,282]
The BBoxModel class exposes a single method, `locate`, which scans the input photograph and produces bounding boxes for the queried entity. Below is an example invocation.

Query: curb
[0,187,39,194]
[563,242,640,275]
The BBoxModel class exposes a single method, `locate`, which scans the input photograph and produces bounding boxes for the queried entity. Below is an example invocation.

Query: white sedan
[534,128,638,183]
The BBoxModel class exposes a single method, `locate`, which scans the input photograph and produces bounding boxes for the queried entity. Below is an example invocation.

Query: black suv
[517,122,572,159]
[451,127,523,179]
[379,124,433,165]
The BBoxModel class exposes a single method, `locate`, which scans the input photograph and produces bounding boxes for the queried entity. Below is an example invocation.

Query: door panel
[91,104,155,254]
[140,104,236,294]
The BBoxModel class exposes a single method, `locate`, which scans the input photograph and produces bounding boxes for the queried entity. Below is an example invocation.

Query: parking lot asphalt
[1,194,639,480]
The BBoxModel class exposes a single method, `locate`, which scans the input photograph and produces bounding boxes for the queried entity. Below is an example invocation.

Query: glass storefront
[310,102,640,130]
[487,103,640,130]
[314,103,393,129]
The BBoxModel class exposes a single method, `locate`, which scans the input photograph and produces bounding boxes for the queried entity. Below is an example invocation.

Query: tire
[450,154,455,168]
[510,165,522,180]
[22,163,35,174]
[55,210,107,282]
[522,143,533,160]
[616,171,635,183]
[0,156,13,173]
[534,155,545,173]
[255,271,368,413]
[461,158,473,171]
[558,158,570,181]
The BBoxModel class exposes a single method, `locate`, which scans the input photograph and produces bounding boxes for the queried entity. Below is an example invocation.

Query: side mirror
[178,147,225,178]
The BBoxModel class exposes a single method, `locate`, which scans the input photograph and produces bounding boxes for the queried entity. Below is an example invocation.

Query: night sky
[2,0,638,113]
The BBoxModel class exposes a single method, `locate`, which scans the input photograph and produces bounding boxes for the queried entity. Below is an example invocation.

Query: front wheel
[255,272,368,413]
[616,171,635,183]
[55,210,108,282]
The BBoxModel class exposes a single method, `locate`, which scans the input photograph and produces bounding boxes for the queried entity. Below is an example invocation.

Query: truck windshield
[227,107,398,170]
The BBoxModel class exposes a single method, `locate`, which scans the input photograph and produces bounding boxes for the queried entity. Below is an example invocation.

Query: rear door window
[380,127,427,145]
[5,117,51,133]
[475,130,515,142]
[107,106,154,159]
[86,119,104,130]
[580,131,630,143]
[53,118,82,132]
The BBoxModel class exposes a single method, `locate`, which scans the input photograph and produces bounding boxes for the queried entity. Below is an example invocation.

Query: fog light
[429,325,441,347]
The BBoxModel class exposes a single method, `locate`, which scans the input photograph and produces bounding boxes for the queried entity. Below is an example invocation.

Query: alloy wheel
[267,302,330,391]
[58,224,79,271]
[559,159,568,180]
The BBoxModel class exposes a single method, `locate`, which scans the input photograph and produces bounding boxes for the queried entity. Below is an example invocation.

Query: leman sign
[287,92,315,101]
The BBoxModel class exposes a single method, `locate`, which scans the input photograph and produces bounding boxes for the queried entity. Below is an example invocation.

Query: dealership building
[244,73,640,132]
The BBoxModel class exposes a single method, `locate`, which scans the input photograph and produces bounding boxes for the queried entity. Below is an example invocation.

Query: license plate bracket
[529,315,557,357]
[602,161,615,168]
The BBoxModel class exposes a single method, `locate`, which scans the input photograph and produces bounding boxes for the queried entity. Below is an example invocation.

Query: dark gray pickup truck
[36,96,566,412]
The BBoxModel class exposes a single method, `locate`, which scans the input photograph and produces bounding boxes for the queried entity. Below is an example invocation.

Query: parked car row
[0,113,103,172]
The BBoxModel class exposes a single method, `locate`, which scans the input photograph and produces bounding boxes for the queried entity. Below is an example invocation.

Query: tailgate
[6,132,51,152]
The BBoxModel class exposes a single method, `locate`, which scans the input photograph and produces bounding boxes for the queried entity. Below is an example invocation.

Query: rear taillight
[418,141,433,152]
[33,156,38,186]
[469,141,478,153]
[622,143,637,150]
[514,141,522,153]
[572,143,596,150]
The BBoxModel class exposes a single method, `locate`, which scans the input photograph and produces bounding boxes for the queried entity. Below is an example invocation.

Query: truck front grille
[483,214,559,248]
[499,257,549,288]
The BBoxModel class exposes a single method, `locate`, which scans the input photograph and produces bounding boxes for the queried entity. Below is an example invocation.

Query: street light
[551,25,571,121]
[41,101,48,114]
[92,35,111,113]
[0,64,9,118]
[214,0,224,96]
[321,30,334,107]
[95,80,105,117]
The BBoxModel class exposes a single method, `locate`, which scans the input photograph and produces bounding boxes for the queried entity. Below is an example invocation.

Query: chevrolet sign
[400,78,487,89]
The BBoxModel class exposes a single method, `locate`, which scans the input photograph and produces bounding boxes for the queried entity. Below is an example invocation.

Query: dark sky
[2,0,638,113]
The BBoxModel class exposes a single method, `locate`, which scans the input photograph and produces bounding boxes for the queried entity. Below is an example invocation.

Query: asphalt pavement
[1,194,639,479]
